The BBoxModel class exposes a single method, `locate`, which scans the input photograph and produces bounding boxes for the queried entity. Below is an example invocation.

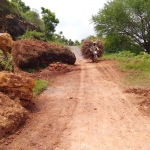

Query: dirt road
[1,46,150,150]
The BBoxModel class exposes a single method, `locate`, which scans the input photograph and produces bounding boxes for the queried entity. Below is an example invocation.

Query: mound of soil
[0,39,77,140]
[0,61,74,140]
[12,40,76,70]
[0,92,28,140]
[14,61,74,81]
[125,88,150,116]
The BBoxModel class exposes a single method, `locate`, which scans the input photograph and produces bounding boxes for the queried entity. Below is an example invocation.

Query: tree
[54,32,68,44]
[0,0,22,17]
[92,0,150,53]
[41,7,59,40]
[11,0,30,13]
[103,34,141,53]
[25,9,45,31]
[74,40,80,46]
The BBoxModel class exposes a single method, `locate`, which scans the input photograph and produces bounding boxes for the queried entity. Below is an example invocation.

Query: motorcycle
[91,50,98,62]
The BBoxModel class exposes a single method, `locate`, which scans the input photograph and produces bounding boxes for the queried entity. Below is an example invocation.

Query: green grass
[103,51,150,87]
[33,79,49,97]
[103,53,118,60]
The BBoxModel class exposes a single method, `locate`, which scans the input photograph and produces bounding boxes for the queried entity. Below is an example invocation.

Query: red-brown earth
[1,46,150,150]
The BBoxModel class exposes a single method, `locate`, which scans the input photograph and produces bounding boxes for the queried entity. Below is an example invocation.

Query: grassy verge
[103,51,150,87]
[33,79,49,97]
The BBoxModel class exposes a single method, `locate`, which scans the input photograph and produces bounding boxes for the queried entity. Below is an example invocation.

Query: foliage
[84,35,98,41]
[24,9,45,31]
[103,51,150,71]
[0,0,22,17]
[0,51,13,72]
[18,30,46,41]
[74,40,80,46]
[41,7,59,40]
[116,51,136,58]
[53,31,68,45]
[103,51,150,87]
[92,0,150,53]
[11,0,30,13]
[103,34,142,54]
[33,79,49,97]
[2,1,70,45]
[68,39,74,46]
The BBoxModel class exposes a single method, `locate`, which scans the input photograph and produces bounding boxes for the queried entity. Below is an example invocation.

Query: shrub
[18,30,46,41]
[116,50,136,58]
[0,50,13,72]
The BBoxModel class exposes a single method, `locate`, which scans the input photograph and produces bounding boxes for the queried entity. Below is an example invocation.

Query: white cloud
[22,0,107,41]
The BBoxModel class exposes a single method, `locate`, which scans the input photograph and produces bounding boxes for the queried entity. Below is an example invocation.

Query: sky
[22,0,107,42]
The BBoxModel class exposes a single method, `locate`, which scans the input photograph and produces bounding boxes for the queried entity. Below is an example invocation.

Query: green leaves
[33,79,49,97]
[92,0,150,53]
[11,0,30,13]
[0,51,13,72]
[24,10,44,31]
[41,7,59,40]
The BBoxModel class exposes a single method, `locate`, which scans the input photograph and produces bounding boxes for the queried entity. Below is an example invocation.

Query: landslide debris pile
[81,39,104,59]
[0,72,35,101]
[25,62,73,81]
[0,33,33,140]
[0,71,35,140]
[0,34,76,140]
[0,92,28,140]
[12,40,76,70]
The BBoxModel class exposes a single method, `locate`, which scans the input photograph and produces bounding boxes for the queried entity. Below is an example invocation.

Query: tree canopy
[41,7,59,40]
[92,0,150,53]
[11,0,30,13]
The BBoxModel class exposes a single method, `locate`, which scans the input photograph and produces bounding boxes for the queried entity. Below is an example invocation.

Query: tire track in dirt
[1,47,150,150]
[54,60,150,150]
[96,61,120,82]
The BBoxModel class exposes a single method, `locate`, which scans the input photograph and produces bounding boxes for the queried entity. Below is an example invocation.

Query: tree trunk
[143,42,150,54]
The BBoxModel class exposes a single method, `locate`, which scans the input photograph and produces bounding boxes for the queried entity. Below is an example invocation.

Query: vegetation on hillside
[0,0,22,17]
[0,0,81,45]
[0,50,13,72]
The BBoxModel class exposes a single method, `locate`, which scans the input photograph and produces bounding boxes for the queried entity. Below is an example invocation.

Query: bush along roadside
[103,51,150,87]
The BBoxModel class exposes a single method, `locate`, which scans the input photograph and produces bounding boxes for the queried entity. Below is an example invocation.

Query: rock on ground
[0,92,28,140]
[0,33,14,54]
[0,71,35,101]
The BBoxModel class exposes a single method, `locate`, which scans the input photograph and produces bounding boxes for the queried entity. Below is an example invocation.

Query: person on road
[68,39,72,46]
[90,42,99,52]
[90,42,99,62]
[90,42,99,55]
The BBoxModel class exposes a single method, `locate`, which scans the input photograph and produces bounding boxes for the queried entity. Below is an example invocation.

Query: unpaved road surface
[1,46,150,150]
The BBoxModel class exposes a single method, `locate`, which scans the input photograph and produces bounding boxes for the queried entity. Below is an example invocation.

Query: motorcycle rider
[90,42,99,61]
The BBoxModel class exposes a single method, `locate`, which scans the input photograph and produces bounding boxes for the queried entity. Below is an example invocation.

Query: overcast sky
[22,0,107,41]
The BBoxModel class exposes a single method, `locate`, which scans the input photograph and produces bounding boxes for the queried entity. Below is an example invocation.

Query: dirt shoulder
[1,57,150,150]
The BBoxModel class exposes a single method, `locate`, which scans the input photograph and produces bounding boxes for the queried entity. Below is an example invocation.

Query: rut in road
[1,46,150,150]
[53,60,150,150]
